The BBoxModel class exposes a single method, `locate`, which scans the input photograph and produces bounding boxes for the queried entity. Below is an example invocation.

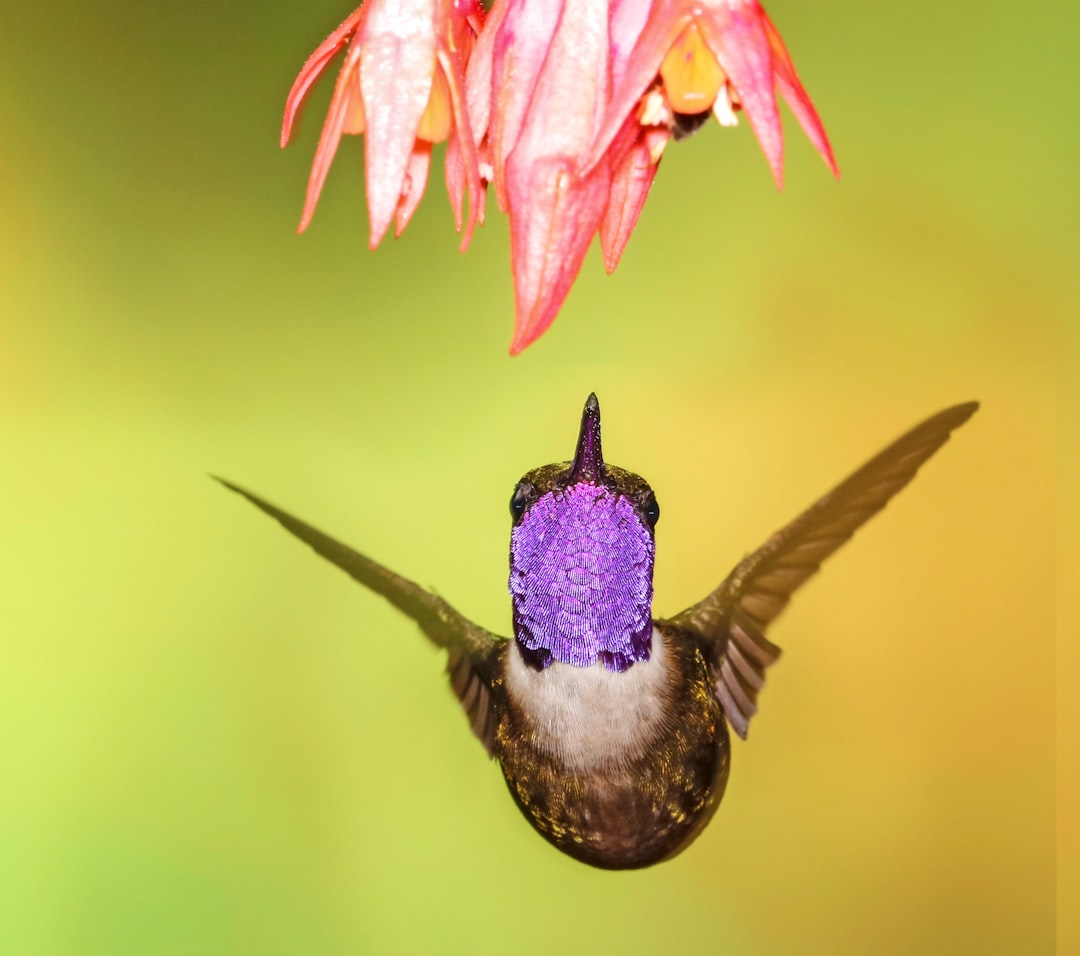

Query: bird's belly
[503,740,729,869]
[497,628,730,869]
[502,626,674,772]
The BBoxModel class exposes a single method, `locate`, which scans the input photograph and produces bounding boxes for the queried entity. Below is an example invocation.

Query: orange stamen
[342,68,365,134]
[659,22,725,115]
[416,68,453,143]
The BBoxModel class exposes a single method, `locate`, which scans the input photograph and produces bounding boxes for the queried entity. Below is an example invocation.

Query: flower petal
[507,157,612,354]
[461,0,507,155]
[585,0,686,173]
[282,6,367,149]
[600,126,663,273]
[762,13,838,176]
[503,0,613,352]
[487,0,568,210]
[698,0,783,187]
[438,43,483,249]
[445,134,487,249]
[395,142,434,236]
[298,43,364,233]
[609,0,655,85]
[359,0,440,247]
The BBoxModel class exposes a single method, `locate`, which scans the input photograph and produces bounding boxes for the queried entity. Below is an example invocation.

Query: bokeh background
[1,0,1070,953]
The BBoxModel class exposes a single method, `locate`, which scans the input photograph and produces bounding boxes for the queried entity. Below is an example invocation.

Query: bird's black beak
[567,393,605,483]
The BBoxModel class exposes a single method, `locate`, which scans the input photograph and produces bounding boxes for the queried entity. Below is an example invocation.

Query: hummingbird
[217,395,977,870]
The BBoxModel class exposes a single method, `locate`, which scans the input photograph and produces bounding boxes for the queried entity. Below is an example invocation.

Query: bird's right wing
[666,402,979,740]
[216,478,505,754]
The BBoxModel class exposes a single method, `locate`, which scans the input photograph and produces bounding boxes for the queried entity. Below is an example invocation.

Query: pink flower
[587,0,838,189]
[281,0,484,248]
[281,0,837,353]
[596,0,669,274]
[467,0,615,354]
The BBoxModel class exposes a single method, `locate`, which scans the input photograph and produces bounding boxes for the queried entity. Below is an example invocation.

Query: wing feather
[667,402,978,739]
[216,478,503,753]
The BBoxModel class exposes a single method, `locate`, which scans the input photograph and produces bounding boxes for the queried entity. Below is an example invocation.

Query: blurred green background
[0,0,1069,953]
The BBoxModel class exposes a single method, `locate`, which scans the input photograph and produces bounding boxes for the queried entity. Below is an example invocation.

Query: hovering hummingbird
[217,395,977,870]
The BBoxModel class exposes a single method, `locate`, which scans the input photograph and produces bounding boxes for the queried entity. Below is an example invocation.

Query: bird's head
[508,394,659,672]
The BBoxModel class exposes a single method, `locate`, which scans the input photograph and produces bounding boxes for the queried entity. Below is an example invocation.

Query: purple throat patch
[509,482,655,672]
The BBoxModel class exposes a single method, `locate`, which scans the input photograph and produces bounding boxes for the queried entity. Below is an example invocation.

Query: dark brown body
[490,623,730,869]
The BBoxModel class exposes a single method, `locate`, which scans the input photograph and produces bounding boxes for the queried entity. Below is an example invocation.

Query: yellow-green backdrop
[1,1,1069,953]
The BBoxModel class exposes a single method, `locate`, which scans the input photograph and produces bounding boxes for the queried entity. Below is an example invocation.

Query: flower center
[659,22,725,115]
[339,63,452,144]
[416,68,454,143]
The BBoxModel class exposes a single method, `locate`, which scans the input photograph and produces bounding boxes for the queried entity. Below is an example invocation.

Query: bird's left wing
[664,402,978,740]
[215,478,505,754]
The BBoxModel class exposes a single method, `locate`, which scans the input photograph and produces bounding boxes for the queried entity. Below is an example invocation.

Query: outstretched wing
[666,402,979,740]
[215,478,505,753]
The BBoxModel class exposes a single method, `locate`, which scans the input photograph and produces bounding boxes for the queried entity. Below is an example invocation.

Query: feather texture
[667,402,979,739]
[214,478,503,752]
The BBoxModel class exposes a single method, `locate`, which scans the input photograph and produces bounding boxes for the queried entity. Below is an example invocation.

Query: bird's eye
[643,494,660,527]
[510,482,538,522]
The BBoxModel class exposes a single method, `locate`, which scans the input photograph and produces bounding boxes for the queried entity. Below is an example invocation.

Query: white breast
[503,626,672,772]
